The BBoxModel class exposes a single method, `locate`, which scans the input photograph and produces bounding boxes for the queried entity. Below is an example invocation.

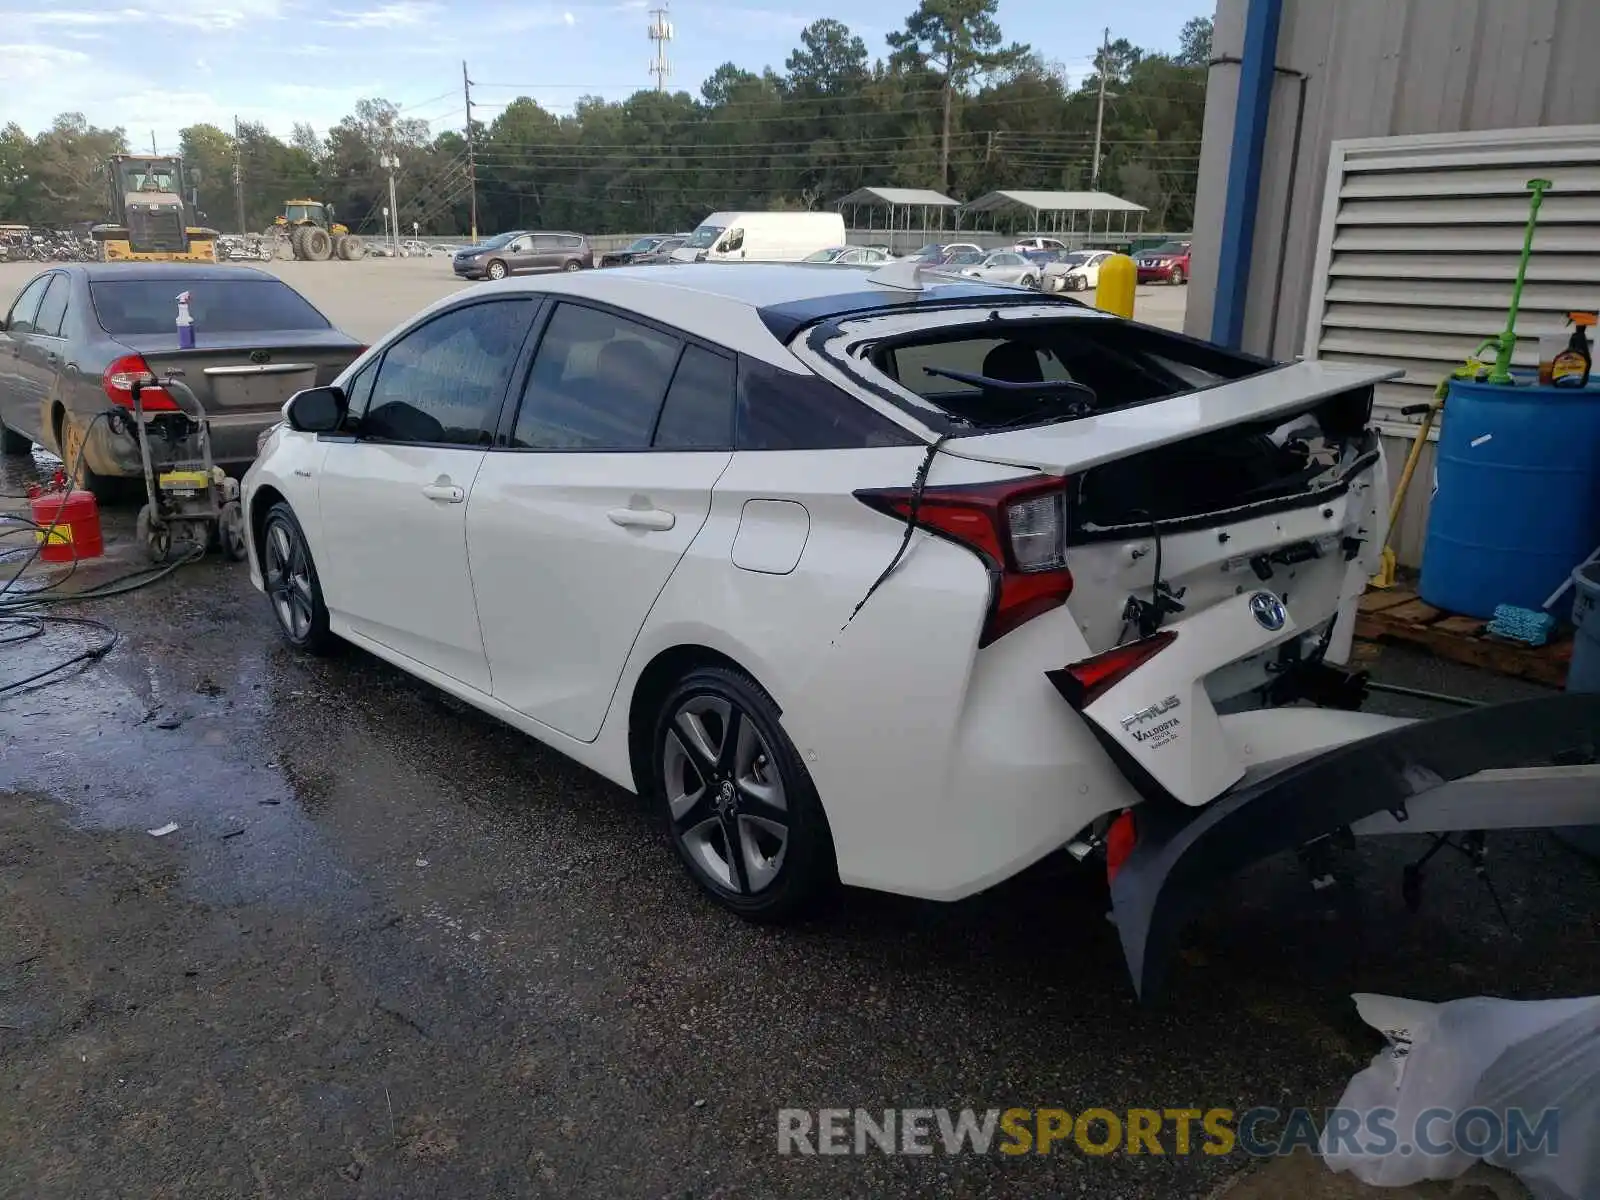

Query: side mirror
[284,385,347,433]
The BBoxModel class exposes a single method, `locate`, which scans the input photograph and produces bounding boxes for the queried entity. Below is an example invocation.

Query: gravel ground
[0,257,1193,346]
[0,265,1593,1199]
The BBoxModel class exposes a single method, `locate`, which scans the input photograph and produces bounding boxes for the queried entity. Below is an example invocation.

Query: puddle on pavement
[0,620,369,914]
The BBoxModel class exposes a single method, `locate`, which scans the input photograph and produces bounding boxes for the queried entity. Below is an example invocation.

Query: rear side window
[90,279,331,335]
[5,273,51,334]
[33,275,70,337]
[653,345,734,450]
[512,302,681,450]
[736,355,918,451]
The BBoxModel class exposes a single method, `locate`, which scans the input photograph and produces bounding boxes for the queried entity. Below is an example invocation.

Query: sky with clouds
[0,0,1206,150]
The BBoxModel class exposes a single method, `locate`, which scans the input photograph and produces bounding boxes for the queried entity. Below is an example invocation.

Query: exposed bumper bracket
[1109,693,1600,1001]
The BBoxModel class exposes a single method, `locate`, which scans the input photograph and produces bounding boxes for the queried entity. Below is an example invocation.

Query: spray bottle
[176,290,195,350]
[1549,311,1594,388]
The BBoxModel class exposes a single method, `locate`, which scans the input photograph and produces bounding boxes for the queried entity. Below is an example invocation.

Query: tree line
[0,3,1211,240]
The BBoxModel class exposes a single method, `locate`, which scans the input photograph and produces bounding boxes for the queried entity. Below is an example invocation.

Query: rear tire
[651,666,835,922]
[261,502,336,654]
[563,258,582,272]
[303,228,333,261]
[290,225,312,260]
[59,414,125,503]
[341,235,366,261]
[485,259,508,280]
[1,422,31,455]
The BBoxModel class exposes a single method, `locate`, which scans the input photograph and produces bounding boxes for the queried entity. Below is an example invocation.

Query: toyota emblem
[249,349,271,364]
[1249,591,1287,631]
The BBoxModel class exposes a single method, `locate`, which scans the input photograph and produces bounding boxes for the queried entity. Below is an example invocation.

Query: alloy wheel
[264,518,315,642]
[662,693,789,895]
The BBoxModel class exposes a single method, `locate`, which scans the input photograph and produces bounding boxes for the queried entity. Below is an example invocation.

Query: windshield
[1151,243,1188,255]
[284,204,325,224]
[476,232,518,250]
[624,236,662,253]
[802,248,844,263]
[90,279,332,335]
[946,251,984,266]
[685,224,725,249]
[1059,253,1092,267]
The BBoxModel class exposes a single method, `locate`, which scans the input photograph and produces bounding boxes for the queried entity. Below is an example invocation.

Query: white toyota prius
[243,261,1600,998]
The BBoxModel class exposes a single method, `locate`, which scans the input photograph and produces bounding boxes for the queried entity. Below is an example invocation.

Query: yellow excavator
[92,154,219,262]
[266,199,367,261]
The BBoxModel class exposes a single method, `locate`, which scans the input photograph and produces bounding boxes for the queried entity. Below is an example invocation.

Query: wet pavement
[2,450,1597,1199]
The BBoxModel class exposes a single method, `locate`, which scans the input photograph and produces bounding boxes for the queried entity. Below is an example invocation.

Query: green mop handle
[1488,178,1552,384]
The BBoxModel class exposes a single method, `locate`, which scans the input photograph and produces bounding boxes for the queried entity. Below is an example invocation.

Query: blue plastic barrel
[1419,377,1600,619]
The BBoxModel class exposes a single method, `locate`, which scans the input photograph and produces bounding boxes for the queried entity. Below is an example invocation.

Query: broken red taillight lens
[1047,631,1178,709]
[855,475,1074,646]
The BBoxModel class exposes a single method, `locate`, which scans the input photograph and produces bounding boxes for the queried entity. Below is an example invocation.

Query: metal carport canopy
[962,190,1148,235]
[835,187,960,208]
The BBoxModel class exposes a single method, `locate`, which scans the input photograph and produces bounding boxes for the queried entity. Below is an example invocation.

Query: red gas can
[28,486,104,564]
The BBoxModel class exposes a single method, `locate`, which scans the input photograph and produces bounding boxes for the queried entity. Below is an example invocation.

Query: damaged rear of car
[781,288,1600,999]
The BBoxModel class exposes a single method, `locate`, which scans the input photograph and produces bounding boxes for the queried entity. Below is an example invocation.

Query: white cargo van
[670,211,846,263]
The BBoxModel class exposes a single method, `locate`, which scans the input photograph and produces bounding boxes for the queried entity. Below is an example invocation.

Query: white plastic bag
[1321,992,1599,1196]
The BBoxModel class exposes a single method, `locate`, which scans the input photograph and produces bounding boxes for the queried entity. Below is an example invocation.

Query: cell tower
[648,6,673,92]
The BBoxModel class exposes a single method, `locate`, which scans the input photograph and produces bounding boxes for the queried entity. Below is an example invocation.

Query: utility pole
[462,60,478,242]
[1092,26,1111,190]
[232,115,246,236]
[380,152,400,257]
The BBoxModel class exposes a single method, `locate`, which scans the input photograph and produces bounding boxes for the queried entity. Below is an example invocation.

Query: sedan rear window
[89,279,331,335]
[874,318,1263,430]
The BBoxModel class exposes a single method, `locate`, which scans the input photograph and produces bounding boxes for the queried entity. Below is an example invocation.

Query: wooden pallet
[1355,589,1572,688]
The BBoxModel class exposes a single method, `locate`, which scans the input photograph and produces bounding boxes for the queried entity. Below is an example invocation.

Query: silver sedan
[956,251,1040,289]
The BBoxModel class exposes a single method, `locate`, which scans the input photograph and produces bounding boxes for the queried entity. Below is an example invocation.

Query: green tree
[886,0,1029,190]
[1176,16,1213,68]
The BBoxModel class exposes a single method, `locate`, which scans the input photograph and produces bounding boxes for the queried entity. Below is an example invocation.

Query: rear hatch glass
[90,278,331,335]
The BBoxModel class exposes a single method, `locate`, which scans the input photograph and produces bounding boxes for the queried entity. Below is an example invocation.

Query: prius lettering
[1120,696,1181,732]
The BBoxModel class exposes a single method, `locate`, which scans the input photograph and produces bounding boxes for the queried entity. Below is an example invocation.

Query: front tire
[1170,266,1186,285]
[261,502,335,654]
[485,259,508,280]
[652,667,835,921]
[1020,274,1037,289]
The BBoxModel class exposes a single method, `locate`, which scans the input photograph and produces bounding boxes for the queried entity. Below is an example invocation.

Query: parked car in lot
[454,231,592,280]
[671,212,846,264]
[1040,249,1114,293]
[956,250,1040,288]
[600,234,689,268]
[0,263,362,498]
[1013,235,1067,253]
[1136,240,1191,285]
[240,261,1554,1000]
[903,242,983,265]
[801,245,895,266]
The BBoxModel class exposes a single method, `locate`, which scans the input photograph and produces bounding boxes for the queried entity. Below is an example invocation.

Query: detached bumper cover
[1110,693,1600,1001]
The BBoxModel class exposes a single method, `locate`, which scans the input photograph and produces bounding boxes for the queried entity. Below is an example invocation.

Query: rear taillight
[1105,810,1137,884]
[102,354,177,411]
[1046,631,1177,709]
[855,476,1073,646]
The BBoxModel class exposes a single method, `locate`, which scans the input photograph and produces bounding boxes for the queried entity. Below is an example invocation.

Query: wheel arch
[248,482,287,561]
[625,643,779,797]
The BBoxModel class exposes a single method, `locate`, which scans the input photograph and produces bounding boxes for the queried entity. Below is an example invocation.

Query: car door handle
[421,483,465,503]
[607,506,675,531]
